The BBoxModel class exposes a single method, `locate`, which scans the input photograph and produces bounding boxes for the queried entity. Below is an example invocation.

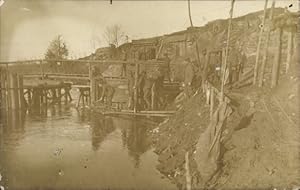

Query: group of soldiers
[96,44,247,110]
[127,70,165,111]
[182,45,247,98]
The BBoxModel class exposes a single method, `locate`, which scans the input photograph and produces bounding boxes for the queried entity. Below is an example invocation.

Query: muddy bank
[152,90,211,189]
[152,63,300,189]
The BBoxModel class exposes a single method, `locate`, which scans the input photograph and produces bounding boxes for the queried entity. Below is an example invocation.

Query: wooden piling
[210,88,215,120]
[271,28,283,88]
[202,51,210,90]
[133,63,139,113]
[151,83,156,110]
[0,68,7,110]
[9,73,19,110]
[89,63,96,106]
[17,75,24,110]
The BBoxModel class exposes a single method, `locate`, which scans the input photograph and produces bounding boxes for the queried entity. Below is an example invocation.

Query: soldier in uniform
[183,58,196,98]
[163,53,171,82]
[137,71,147,110]
[99,79,115,109]
[143,74,155,110]
[127,71,135,109]
[120,49,127,77]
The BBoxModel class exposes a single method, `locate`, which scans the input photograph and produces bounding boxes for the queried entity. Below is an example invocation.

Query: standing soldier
[183,58,196,98]
[237,44,247,81]
[163,53,172,82]
[143,74,155,110]
[227,47,239,85]
[137,71,147,110]
[99,79,115,109]
[127,71,135,109]
[120,49,127,77]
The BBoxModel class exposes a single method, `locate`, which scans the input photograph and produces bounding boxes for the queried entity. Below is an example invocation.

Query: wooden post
[18,75,24,110]
[253,0,269,85]
[271,28,283,88]
[133,62,139,113]
[185,152,192,190]
[9,73,19,110]
[0,69,7,110]
[286,31,294,73]
[89,62,96,106]
[64,86,68,102]
[206,83,210,105]
[151,83,155,110]
[210,88,215,120]
[220,0,235,102]
[258,0,275,87]
[6,66,11,110]
[40,60,44,80]
[202,51,210,89]
[57,88,61,105]
[28,90,32,109]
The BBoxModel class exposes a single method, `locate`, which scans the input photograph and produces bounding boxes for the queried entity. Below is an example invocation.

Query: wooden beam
[0,59,167,66]
[101,111,173,117]
[258,0,275,87]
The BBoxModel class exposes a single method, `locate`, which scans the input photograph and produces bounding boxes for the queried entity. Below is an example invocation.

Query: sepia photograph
[0,0,299,189]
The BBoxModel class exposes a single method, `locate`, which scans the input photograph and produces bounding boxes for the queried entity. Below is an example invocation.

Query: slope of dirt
[213,63,300,189]
[152,90,212,189]
[153,61,299,189]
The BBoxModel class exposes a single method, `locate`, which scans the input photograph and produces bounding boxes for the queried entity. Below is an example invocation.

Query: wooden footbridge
[0,59,182,118]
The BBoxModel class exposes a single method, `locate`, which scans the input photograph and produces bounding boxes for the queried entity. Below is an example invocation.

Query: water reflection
[90,116,115,151]
[123,120,152,168]
[0,98,175,190]
[89,115,152,168]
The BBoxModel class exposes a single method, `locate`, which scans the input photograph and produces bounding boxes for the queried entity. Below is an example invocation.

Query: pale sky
[0,0,298,61]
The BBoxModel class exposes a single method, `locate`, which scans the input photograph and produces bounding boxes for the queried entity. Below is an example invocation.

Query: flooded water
[0,90,175,190]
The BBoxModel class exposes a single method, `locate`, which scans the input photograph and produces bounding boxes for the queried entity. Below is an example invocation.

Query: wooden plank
[1,59,167,66]
[121,110,176,114]
[100,111,173,117]
[271,28,283,88]
[258,0,275,87]
[210,88,215,120]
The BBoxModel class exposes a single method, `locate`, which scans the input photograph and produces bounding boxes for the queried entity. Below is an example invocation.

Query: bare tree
[90,27,102,51]
[103,24,125,47]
